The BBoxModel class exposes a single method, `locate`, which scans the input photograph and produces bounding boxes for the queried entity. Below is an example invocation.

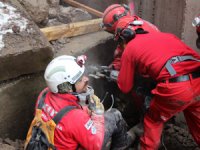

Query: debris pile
[0,1,28,49]
[162,124,199,150]
[18,0,92,27]
[0,138,24,150]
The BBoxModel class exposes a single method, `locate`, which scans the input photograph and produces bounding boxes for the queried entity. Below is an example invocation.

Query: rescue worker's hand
[109,70,119,82]
[89,94,104,115]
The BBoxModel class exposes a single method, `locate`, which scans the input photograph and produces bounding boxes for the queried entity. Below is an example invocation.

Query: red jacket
[110,45,123,70]
[118,32,200,93]
[111,19,160,71]
[35,88,104,150]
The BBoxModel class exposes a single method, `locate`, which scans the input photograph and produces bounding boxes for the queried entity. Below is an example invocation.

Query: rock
[18,0,49,25]
[0,144,15,150]
[176,135,184,143]
[57,37,70,44]
[47,18,63,26]
[57,6,92,24]
[47,0,59,7]
[3,138,13,145]
[0,0,54,81]
[49,7,59,19]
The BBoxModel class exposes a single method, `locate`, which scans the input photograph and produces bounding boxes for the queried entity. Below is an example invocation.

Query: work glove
[109,70,119,82]
[88,94,104,115]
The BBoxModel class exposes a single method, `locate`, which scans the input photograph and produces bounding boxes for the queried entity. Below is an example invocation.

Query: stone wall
[0,0,54,139]
[133,0,200,52]
[77,0,200,51]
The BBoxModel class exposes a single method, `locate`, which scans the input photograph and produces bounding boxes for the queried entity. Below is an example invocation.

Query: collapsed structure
[0,0,200,149]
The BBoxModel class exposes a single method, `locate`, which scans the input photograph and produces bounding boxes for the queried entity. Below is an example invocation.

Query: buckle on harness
[165,55,200,76]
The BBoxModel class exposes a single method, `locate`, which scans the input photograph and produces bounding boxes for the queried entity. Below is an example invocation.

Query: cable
[106,94,115,112]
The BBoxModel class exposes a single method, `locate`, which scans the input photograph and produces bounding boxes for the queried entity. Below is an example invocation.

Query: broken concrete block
[18,0,49,25]
[0,74,46,139]
[57,6,92,24]
[0,0,54,81]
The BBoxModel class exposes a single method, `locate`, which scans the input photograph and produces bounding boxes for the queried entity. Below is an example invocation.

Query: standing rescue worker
[114,16,200,149]
[193,14,200,49]
[26,55,136,150]
[101,4,160,126]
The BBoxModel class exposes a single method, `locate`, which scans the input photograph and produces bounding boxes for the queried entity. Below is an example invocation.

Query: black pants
[102,108,133,150]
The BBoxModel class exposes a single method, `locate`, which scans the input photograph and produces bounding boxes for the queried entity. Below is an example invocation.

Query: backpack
[24,90,77,150]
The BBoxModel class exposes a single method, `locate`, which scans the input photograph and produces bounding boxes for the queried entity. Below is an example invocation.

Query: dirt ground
[0,123,199,150]
[1,1,200,150]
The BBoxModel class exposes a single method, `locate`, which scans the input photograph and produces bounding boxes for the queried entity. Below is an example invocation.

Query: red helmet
[101,4,131,33]
[114,16,160,43]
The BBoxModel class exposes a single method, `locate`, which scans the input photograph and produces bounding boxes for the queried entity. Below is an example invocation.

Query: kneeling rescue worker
[114,15,200,149]
[24,55,136,150]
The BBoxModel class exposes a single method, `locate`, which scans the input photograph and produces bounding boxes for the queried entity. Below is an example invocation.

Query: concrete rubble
[0,0,200,150]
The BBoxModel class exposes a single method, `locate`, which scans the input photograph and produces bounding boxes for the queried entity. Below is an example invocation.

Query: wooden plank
[63,0,103,17]
[40,18,103,41]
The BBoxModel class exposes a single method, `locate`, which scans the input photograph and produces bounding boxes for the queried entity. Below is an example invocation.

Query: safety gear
[116,29,200,149]
[31,88,104,150]
[114,16,139,43]
[193,15,200,37]
[89,94,104,115]
[192,15,200,27]
[109,70,119,81]
[114,16,159,43]
[101,4,131,33]
[24,90,77,150]
[44,55,86,93]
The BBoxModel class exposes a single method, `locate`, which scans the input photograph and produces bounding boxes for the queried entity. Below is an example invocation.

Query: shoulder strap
[37,90,48,109]
[53,106,77,124]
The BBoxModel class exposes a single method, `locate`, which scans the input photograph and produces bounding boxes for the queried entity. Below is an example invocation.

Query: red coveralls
[110,20,160,114]
[117,32,200,149]
[35,88,104,150]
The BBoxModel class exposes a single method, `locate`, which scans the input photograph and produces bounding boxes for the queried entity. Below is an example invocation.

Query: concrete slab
[140,0,155,23]
[0,74,46,139]
[55,31,113,57]
[182,0,200,52]
[0,0,54,81]
[154,0,185,37]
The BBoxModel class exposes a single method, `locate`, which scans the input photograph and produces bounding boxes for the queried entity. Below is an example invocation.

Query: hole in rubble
[0,37,198,150]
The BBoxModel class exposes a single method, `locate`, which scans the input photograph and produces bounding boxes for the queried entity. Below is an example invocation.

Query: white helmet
[44,55,86,93]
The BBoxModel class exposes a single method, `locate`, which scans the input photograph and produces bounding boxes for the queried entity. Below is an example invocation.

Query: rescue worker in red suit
[114,16,200,149]
[101,4,160,70]
[34,55,136,150]
[193,14,200,49]
[101,4,160,125]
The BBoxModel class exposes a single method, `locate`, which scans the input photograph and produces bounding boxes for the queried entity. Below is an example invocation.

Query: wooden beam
[40,18,103,41]
[63,0,103,17]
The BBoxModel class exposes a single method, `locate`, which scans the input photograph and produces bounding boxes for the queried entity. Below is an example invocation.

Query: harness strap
[37,90,77,124]
[38,90,48,109]
[165,55,200,76]
[53,106,77,125]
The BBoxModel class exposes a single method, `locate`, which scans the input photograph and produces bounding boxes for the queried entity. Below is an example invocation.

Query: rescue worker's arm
[117,52,135,93]
[109,45,124,70]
